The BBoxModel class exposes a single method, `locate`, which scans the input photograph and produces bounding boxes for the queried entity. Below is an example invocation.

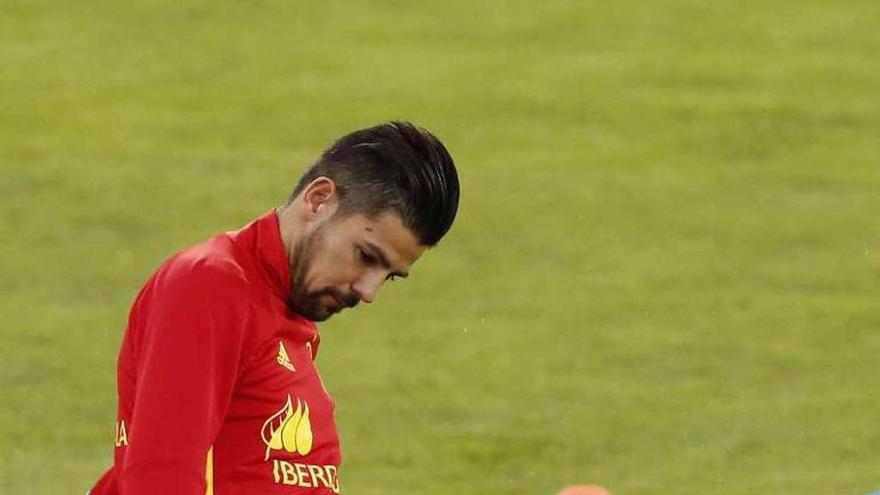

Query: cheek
[307,244,358,288]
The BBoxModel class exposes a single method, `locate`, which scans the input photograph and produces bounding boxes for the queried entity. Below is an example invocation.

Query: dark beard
[288,226,359,321]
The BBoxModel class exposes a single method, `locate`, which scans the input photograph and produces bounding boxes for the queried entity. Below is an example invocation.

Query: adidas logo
[276,342,296,372]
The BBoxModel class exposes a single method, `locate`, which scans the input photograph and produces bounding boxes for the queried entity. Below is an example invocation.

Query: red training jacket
[90,210,342,494]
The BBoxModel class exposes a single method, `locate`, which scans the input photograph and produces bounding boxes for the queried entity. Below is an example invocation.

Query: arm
[119,262,252,495]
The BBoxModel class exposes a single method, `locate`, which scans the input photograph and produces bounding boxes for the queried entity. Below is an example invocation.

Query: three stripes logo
[276,342,296,372]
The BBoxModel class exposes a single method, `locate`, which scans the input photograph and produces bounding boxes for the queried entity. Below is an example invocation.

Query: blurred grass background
[1,1,879,494]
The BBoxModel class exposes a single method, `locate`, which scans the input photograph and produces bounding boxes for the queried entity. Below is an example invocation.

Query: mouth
[324,293,350,314]
[316,290,358,315]
[330,294,345,309]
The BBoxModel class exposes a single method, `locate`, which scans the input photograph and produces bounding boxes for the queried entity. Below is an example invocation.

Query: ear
[301,177,339,218]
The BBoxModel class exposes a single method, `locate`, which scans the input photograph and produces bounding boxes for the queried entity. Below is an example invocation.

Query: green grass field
[2,1,879,493]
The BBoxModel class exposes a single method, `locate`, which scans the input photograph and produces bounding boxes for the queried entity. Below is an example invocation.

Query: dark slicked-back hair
[290,121,460,246]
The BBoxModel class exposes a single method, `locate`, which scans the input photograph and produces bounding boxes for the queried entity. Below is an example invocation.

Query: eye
[386,274,399,282]
[358,248,378,266]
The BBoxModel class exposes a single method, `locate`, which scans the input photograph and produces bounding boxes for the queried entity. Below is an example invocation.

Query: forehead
[332,212,426,265]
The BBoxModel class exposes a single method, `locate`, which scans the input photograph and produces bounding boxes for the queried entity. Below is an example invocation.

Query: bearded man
[89,121,460,495]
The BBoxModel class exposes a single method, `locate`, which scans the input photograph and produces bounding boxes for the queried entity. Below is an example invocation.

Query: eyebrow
[364,240,409,279]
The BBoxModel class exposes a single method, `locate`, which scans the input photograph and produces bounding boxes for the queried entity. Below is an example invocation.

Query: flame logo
[261,395,313,461]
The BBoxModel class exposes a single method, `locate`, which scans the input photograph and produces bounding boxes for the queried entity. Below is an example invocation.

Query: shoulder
[130,236,262,354]
[148,234,255,308]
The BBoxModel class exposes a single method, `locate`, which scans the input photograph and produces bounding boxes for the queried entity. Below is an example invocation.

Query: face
[288,211,426,322]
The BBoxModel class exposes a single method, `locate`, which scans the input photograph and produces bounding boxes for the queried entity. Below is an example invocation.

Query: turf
[1,1,878,494]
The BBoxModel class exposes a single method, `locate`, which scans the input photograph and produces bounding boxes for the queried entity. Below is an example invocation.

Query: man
[88,121,460,495]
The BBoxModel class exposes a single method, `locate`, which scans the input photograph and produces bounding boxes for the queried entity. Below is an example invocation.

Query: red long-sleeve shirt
[90,210,342,494]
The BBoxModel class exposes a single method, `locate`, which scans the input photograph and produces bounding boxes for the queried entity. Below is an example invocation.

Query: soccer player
[88,121,460,495]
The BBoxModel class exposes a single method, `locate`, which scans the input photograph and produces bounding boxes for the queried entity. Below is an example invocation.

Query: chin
[304,306,341,322]
[292,297,333,322]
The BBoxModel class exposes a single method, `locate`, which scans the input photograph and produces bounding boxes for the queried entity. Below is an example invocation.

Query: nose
[351,271,385,304]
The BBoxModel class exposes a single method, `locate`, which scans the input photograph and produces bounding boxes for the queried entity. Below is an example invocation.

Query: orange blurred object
[557,485,613,495]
